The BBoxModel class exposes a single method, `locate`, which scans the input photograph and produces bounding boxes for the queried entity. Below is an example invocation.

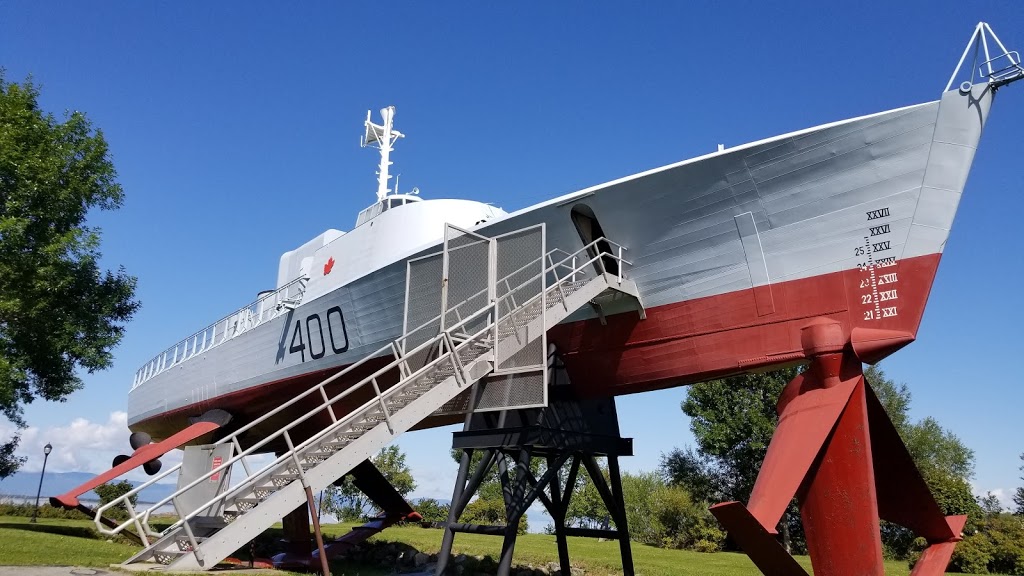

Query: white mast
[361,106,405,202]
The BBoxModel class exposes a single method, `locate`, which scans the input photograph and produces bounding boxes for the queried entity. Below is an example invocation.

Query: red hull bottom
[549,252,940,397]
[134,253,941,444]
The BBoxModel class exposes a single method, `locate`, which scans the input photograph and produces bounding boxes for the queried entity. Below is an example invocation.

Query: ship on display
[52,22,1023,576]
[131,27,1005,438]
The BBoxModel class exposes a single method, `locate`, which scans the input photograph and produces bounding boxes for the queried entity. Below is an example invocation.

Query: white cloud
[972,484,1015,511]
[10,411,131,475]
[408,461,459,501]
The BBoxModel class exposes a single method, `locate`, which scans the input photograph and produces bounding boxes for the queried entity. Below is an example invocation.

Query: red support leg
[800,378,884,575]
[711,318,964,575]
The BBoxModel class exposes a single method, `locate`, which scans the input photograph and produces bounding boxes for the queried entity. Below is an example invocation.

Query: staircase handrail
[96,298,501,537]
[131,276,308,390]
[175,308,500,535]
[100,236,632,541]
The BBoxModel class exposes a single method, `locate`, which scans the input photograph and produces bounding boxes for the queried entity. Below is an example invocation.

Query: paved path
[0,568,437,576]
[0,568,276,576]
[0,569,115,576]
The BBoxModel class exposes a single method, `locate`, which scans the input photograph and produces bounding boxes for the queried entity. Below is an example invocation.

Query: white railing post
[617,245,623,284]
[444,333,467,387]
[172,498,203,564]
[370,378,394,434]
[320,387,338,422]
[232,437,252,476]
[123,499,150,547]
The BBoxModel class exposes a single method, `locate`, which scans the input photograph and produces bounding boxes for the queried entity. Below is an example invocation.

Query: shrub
[985,515,1024,574]
[94,480,138,521]
[949,534,994,574]
[650,484,724,552]
[938,514,1024,574]
[461,497,527,534]
[412,497,450,524]
[0,500,84,519]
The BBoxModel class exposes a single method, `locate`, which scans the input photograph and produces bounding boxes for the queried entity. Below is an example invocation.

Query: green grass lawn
[324,521,974,576]
[0,516,980,575]
[0,516,139,566]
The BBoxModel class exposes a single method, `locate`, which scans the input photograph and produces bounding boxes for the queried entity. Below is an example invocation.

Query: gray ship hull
[129,84,994,442]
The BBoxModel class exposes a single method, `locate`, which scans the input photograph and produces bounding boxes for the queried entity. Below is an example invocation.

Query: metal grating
[477,224,547,412]
[442,225,491,333]
[493,225,546,374]
[477,372,546,410]
[403,252,444,372]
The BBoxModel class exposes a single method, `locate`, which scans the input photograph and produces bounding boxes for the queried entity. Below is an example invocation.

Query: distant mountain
[0,471,176,505]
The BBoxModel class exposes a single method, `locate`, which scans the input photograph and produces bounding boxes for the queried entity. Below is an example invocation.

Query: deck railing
[130,277,307,390]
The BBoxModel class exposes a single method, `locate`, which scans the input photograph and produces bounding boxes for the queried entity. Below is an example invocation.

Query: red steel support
[710,318,964,576]
[51,420,222,510]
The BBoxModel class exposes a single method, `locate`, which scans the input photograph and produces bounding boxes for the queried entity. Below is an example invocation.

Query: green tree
[0,74,139,477]
[94,480,138,520]
[978,492,1003,517]
[323,445,415,521]
[567,465,724,551]
[676,366,797,503]
[564,467,606,529]
[447,447,541,533]
[411,497,449,524]
[659,446,720,504]
[1014,453,1024,516]
[664,366,799,549]
[945,513,1024,574]
[94,479,138,507]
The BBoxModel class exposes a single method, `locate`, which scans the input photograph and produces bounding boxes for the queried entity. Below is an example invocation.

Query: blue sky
[2,0,1023,518]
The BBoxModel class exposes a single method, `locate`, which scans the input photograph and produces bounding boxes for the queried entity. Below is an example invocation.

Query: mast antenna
[945,22,1023,92]
[361,106,405,202]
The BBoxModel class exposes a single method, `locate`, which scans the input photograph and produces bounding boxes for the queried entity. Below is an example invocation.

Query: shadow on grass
[0,522,99,539]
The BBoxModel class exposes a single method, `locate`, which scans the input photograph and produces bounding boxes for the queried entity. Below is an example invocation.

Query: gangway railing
[103,231,643,570]
[131,276,308,390]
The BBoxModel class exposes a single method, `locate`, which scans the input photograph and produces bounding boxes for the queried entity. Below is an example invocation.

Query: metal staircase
[97,225,642,571]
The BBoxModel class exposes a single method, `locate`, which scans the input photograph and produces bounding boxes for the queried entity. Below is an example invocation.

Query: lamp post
[30,443,52,523]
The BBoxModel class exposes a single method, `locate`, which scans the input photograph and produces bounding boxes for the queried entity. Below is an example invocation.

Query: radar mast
[361,106,405,202]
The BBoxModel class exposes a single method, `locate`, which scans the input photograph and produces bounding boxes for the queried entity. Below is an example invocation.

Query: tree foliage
[944,512,1024,574]
[564,463,723,551]
[411,497,449,524]
[323,446,415,521]
[460,496,528,534]
[0,73,139,477]
[447,447,540,533]
[94,479,138,507]
[1014,453,1024,517]
[94,480,137,520]
[674,366,796,504]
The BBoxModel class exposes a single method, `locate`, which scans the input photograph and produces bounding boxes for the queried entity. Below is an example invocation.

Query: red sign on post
[210,456,223,482]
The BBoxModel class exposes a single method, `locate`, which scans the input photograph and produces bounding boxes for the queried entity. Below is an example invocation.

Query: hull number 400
[289,306,349,362]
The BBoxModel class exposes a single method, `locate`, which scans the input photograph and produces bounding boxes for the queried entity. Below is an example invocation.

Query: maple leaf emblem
[323,257,335,275]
